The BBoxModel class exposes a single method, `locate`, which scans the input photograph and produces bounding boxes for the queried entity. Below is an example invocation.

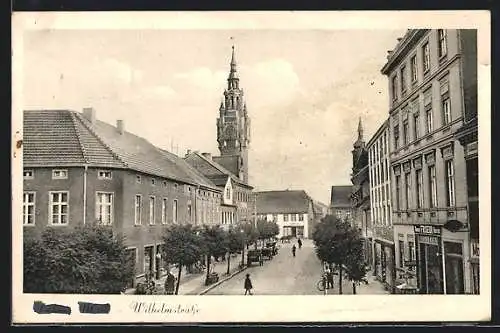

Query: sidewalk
[326,270,390,295]
[153,252,246,295]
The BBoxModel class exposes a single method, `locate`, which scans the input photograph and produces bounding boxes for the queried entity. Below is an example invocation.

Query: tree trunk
[206,255,211,283]
[338,265,343,295]
[352,282,357,294]
[226,253,231,275]
[175,263,182,295]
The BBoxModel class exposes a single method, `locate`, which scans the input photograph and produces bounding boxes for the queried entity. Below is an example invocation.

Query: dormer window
[98,170,112,180]
[136,175,142,183]
[23,169,34,180]
[151,178,156,186]
[52,169,68,179]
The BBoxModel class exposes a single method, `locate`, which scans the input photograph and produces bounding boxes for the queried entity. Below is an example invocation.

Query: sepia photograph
[12,11,491,323]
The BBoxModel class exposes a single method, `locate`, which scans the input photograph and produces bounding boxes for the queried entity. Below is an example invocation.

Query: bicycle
[316,277,333,292]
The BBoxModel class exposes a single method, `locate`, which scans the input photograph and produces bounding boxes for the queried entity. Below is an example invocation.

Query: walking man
[244,273,253,295]
[292,244,296,257]
[297,238,302,249]
[164,270,176,295]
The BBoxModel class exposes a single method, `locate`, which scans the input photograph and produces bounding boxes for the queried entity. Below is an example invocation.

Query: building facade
[350,118,372,265]
[329,185,353,224]
[381,29,478,294]
[256,190,316,239]
[367,120,396,292]
[23,108,222,285]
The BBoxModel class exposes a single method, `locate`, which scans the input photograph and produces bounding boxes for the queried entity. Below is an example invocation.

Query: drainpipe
[83,164,88,225]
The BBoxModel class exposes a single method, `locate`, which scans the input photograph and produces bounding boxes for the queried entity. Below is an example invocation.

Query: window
[398,240,405,267]
[161,198,167,224]
[416,169,424,209]
[226,187,231,200]
[427,165,437,208]
[173,200,178,224]
[23,169,34,179]
[405,172,411,209]
[410,55,418,83]
[441,77,451,125]
[395,175,401,210]
[422,42,430,73]
[98,170,112,179]
[299,214,304,221]
[96,192,113,225]
[408,241,416,261]
[400,65,407,94]
[187,203,192,221]
[413,112,420,140]
[52,169,68,179]
[136,175,141,183]
[135,195,142,225]
[403,120,409,145]
[445,160,456,207]
[23,192,36,225]
[284,214,289,222]
[149,196,155,224]
[163,181,167,187]
[393,125,400,149]
[391,75,398,101]
[49,191,69,225]
[151,178,156,186]
[438,29,447,58]
[272,214,278,222]
[291,214,297,222]
[425,109,434,134]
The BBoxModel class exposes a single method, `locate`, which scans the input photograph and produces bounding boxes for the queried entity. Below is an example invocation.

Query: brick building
[350,118,372,265]
[367,119,396,292]
[381,29,478,294]
[22,108,222,284]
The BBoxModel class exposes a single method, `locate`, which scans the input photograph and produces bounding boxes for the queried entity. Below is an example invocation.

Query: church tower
[352,117,367,174]
[216,46,251,183]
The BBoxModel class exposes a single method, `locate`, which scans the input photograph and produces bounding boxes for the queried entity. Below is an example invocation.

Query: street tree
[256,219,280,243]
[241,221,259,248]
[200,225,228,285]
[312,214,365,294]
[23,225,135,294]
[162,224,205,294]
[225,226,245,274]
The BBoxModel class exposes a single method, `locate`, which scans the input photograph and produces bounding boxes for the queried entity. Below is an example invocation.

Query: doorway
[418,239,444,294]
[291,227,297,237]
[444,241,465,294]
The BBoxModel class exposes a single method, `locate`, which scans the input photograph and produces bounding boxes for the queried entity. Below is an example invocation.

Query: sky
[22,28,406,204]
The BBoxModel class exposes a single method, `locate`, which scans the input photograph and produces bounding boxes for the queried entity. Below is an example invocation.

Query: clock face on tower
[224,124,236,139]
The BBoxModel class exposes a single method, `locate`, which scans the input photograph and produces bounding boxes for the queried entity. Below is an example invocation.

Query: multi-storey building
[184,46,254,227]
[350,118,372,265]
[22,108,222,285]
[329,185,353,224]
[255,190,317,239]
[367,120,396,292]
[381,29,478,294]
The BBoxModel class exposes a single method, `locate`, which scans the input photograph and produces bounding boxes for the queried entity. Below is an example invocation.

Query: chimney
[116,119,124,135]
[185,149,192,157]
[83,107,96,124]
[202,152,212,160]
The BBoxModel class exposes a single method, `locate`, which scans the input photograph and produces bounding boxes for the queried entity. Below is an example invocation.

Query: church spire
[357,117,364,141]
[228,45,239,83]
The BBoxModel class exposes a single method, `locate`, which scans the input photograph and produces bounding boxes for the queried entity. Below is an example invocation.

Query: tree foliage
[224,226,245,274]
[23,225,135,294]
[312,214,366,294]
[162,224,205,294]
[256,219,280,240]
[200,225,228,284]
[240,221,259,245]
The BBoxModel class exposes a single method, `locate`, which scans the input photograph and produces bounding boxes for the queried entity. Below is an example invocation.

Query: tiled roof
[330,186,353,208]
[23,110,219,186]
[256,190,311,214]
[23,110,89,166]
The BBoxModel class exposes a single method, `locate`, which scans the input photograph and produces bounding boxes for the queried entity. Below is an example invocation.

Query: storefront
[373,239,395,292]
[415,225,444,294]
[281,223,305,238]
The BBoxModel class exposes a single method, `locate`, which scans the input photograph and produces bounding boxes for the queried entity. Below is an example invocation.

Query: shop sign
[283,222,304,227]
[418,235,439,246]
[414,225,441,235]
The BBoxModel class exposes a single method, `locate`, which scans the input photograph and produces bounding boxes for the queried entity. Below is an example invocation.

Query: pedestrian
[244,273,253,295]
[259,253,264,266]
[326,267,334,289]
[164,270,176,295]
[292,244,296,257]
[297,238,302,249]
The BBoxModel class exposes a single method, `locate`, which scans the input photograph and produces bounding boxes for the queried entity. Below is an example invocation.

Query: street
[206,239,324,295]
[205,238,390,295]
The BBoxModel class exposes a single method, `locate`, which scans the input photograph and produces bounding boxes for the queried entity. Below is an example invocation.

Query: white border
[12,10,491,323]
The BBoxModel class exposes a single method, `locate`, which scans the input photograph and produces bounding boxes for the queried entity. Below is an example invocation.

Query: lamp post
[240,229,245,267]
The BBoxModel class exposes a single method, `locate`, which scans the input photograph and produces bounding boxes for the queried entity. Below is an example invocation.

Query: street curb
[197,266,248,295]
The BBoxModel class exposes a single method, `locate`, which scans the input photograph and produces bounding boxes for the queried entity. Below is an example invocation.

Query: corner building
[381,29,478,294]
